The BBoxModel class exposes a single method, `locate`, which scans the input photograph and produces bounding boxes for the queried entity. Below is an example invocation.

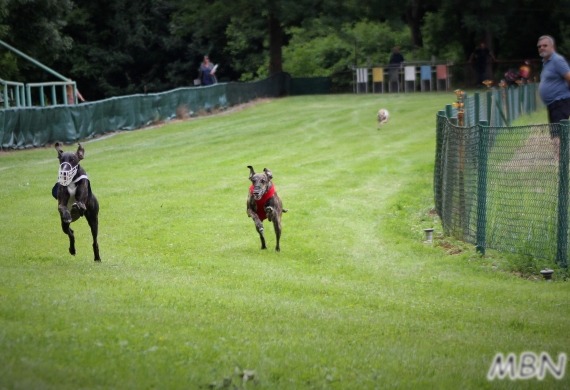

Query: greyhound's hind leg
[273,218,282,252]
[86,213,100,261]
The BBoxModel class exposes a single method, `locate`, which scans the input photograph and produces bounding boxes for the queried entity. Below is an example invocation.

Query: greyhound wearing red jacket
[247,166,287,251]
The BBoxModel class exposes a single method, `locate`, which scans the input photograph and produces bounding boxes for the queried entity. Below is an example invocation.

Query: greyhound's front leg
[247,209,267,249]
[73,181,89,216]
[61,221,76,256]
[58,193,72,224]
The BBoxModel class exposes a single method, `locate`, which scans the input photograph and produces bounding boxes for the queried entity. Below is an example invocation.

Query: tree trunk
[405,0,424,48]
[268,11,283,75]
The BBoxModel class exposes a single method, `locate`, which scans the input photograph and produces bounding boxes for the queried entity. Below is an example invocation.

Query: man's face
[538,39,554,58]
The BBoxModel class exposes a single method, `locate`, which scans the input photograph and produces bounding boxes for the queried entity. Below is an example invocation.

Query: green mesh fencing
[290,77,331,95]
[0,72,292,149]
[227,72,291,105]
[435,84,568,266]
[447,84,543,128]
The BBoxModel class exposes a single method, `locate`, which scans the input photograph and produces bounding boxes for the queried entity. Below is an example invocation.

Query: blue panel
[420,66,432,80]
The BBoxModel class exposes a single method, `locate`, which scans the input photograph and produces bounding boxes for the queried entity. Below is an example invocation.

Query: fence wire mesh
[435,84,568,265]
[484,123,559,259]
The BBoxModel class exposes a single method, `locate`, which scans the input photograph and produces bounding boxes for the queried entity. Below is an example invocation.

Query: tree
[282,20,412,77]
[0,0,73,81]
[172,0,360,80]
[53,0,183,99]
[419,0,570,61]
[0,0,8,40]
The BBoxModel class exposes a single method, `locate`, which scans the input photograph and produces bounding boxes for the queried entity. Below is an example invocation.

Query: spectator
[537,35,570,160]
[519,60,531,83]
[388,46,405,92]
[66,82,85,105]
[388,46,405,67]
[469,42,497,87]
[198,55,217,86]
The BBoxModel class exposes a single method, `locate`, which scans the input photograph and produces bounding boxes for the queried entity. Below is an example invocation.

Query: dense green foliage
[1,0,570,97]
[1,94,568,388]
[283,20,413,77]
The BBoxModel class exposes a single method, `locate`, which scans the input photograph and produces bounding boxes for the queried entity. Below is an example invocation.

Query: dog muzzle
[57,162,78,187]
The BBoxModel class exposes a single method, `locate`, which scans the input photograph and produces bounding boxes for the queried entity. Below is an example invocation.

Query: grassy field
[0,93,568,389]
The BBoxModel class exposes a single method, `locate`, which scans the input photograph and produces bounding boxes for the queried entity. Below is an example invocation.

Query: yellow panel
[372,68,384,82]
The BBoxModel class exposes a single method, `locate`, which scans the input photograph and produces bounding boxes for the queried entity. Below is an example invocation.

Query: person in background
[537,35,570,160]
[388,46,404,67]
[66,82,85,105]
[469,42,497,87]
[198,55,217,86]
[388,46,405,91]
[519,60,531,83]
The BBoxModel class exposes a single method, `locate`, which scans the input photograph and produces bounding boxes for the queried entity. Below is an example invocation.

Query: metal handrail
[0,78,26,108]
[0,40,76,108]
[26,81,78,106]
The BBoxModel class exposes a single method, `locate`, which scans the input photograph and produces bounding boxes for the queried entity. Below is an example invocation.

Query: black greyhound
[246,166,287,251]
[53,143,100,261]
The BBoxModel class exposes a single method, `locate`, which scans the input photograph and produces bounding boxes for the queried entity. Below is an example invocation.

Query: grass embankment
[0,93,568,389]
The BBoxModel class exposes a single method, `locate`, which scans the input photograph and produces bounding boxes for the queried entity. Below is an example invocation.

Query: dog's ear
[77,144,85,160]
[263,167,273,180]
[247,165,255,180]
[55,142,63,158]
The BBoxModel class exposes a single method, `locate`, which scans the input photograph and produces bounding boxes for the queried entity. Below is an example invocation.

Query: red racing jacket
[249,184,275,220]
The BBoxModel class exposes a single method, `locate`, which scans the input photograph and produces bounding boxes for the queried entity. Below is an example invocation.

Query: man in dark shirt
[388,46,405,91]
[469,42,496,86]
[389,46,404,67]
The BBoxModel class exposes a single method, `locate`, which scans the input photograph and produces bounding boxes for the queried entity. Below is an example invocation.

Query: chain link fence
[435,84,568,266]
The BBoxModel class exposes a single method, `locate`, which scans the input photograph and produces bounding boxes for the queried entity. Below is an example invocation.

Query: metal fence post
[557,120,569,267]
[2,84,7,109]
[62,85,67,106]
[476,120,489,255]
[526,84,532,113]
[51,85,57,105]
[505,86,510,122]
[26,84,31,107]
[445,104,453,118]
[532,82,537,111]
[486,90,492,125]
[526,83,534,112]
[474,92,480,124]
[72,83,78,105]
[435,111,446,216]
